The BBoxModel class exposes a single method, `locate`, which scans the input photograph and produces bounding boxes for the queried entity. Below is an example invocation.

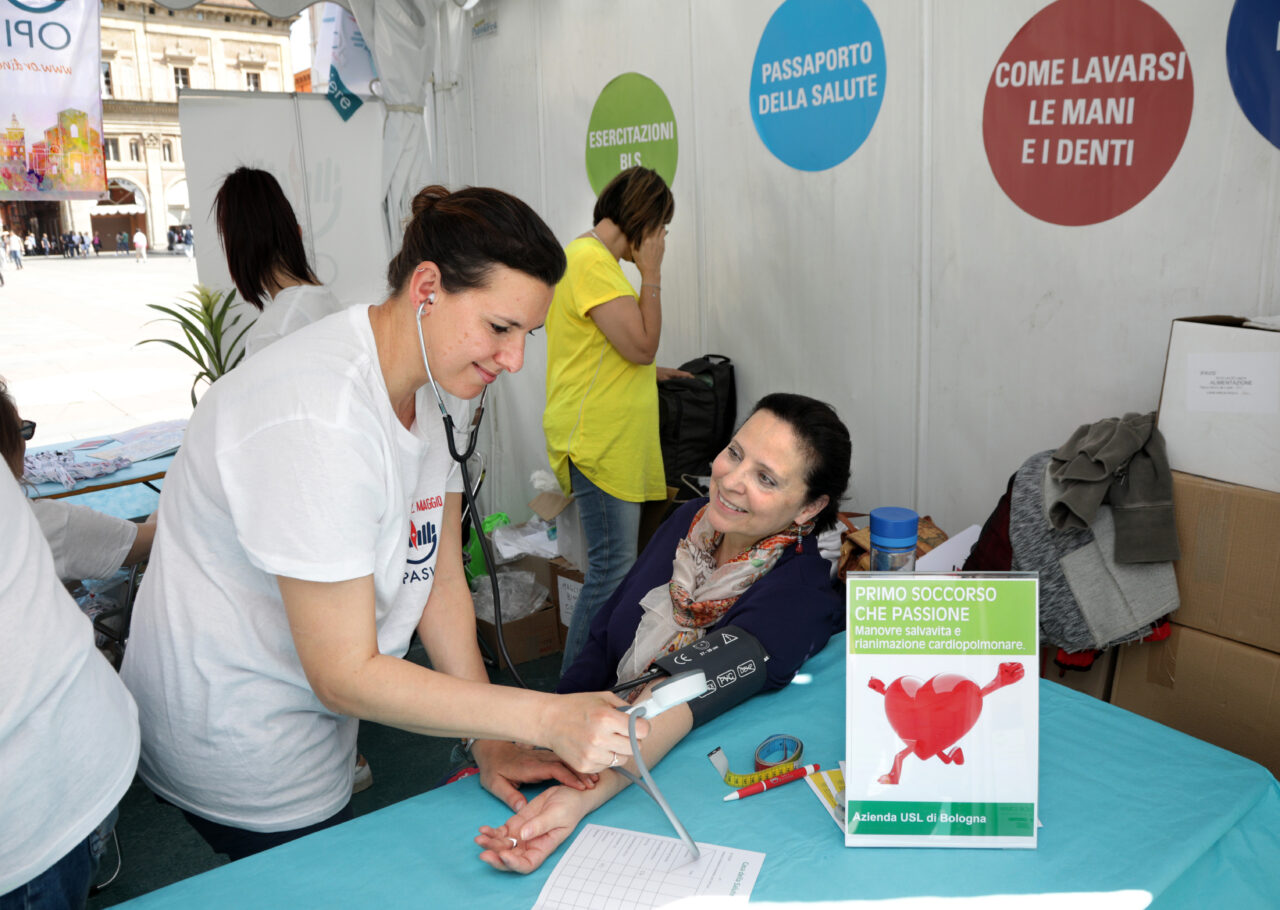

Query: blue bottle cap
[869,506,919,549]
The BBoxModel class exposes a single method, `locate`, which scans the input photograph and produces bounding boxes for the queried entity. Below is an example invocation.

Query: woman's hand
[540,691,648,774]
[631,227,667,283]
[655,366,694,382]
[476,785,594,874]
[472,740,598,813]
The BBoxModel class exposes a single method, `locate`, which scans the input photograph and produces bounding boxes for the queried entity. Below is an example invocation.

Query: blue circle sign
[1227,0,1280,148]
[749,0,886,171]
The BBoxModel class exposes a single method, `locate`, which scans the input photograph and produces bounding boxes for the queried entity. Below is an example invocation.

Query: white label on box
[557,576,583,626]
[1186,352,1280,414]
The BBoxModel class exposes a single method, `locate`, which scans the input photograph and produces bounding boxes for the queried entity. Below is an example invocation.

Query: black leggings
[181,802,353,861]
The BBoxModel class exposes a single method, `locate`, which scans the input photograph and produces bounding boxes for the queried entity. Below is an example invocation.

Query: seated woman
[214,167,346,358]
[0,378,154,583]
[477,392,850,872]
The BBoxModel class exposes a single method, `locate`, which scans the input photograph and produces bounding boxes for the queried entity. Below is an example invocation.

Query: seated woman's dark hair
[592,167,674,249]
[750,392,851,535]
[386,185,566,295]
[0,378,26,481]
[213,167,319,310]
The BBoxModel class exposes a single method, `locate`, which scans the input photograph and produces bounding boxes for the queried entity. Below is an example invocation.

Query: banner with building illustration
[0,1,106,200]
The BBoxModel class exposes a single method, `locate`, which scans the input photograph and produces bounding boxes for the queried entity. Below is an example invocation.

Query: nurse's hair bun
[387,185,566,297]
[411,185,450,217]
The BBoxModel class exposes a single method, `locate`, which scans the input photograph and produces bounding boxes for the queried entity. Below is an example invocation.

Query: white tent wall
[447,0,922,524]
[926,0,1280,529]
[439,0,1280,536]
[163,0,1280,536]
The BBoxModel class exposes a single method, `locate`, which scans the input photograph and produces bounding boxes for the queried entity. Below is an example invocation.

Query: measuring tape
[707,734,804,788]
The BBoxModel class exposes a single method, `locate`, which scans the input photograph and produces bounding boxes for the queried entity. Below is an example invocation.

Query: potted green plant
[139,284,252,406]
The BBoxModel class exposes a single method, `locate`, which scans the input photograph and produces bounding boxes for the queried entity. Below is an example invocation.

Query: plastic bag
[471,570,549,623]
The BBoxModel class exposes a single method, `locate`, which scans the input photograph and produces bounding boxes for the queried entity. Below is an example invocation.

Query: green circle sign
[585,73,678,195]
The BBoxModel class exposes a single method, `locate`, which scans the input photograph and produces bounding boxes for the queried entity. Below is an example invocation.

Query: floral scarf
[614,504,813,684]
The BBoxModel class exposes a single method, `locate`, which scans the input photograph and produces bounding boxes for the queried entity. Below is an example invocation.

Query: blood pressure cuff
[652,625,768,726]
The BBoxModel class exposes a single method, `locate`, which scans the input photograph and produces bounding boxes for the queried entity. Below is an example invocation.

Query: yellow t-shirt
[543,236,666,502]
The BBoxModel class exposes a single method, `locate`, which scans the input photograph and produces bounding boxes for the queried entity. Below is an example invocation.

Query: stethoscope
[415,294,526,687]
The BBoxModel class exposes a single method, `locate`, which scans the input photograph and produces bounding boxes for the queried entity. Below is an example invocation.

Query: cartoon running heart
[868,662,1024,784]
[884,674,982,760]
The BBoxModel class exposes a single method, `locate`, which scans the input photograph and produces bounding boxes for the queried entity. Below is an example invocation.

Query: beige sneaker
[353,754,373,794]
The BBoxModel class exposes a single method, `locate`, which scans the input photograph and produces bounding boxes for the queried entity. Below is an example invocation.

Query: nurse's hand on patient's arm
[540,692,649,775]
[471,740,599,813]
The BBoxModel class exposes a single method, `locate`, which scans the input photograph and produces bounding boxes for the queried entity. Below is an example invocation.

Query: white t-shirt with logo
[0,475,139,894]
[243,283,348,358]
[122,304,463,832]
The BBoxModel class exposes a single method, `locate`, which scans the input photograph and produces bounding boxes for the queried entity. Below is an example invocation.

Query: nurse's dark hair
[592,167,674,249]
[749,392,851,535]
[387,185,566,295]
[213,166,318,310]
[0,378,25,481]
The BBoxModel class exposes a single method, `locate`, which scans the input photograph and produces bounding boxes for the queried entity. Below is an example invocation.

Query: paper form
[88,420,187,463]
[532,824,764,910]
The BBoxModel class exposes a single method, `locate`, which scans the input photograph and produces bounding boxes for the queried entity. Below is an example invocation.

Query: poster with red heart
[845,574,1039,848]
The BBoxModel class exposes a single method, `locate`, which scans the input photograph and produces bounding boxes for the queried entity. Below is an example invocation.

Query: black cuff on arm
[652,625,769,726]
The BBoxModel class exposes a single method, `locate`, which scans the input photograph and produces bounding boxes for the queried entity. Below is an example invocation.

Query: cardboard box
[1156,316,1280,493]
[549,556,585,629]
[472,555,559,670]
[1040,649,1116,702]
[477,601,561,670]
[1110,624,1280,777]
[1170,472,1280,653]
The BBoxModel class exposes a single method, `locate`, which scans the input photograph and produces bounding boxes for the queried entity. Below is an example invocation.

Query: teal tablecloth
[116,635,1280,908]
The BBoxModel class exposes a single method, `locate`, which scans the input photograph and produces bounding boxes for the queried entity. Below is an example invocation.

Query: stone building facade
[81,0,297,252]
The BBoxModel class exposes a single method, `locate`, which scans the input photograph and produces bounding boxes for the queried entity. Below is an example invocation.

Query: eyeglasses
[19,419,35,440]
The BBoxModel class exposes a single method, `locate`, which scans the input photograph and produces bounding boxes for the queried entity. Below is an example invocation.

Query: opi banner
[0,0,107,200]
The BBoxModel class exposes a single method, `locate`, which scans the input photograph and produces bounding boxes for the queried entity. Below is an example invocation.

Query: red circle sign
[983,0,1193,226]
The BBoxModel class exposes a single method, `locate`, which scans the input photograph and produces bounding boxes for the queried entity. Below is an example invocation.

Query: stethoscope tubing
[415,301,526,688]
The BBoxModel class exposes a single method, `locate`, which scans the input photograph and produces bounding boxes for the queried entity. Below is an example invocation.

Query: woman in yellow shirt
[544,168,683,671]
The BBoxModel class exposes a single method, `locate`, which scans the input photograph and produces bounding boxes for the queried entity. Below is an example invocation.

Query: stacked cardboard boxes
[1110,318,1280,776]
[474,554,563,671]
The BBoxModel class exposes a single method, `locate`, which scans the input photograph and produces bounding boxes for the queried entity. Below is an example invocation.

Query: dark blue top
[557,498,843,699]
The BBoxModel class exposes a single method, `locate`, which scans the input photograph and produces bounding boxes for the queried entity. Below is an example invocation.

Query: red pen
[723,763,820,801]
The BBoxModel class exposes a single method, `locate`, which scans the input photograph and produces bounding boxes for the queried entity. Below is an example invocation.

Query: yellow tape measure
[707,734,804,788]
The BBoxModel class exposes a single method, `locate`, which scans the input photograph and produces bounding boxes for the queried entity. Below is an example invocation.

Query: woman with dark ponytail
[123,185,645,861]
[213,167,347,357]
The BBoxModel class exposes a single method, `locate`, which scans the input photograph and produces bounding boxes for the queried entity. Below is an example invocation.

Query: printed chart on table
[533,824,764,909]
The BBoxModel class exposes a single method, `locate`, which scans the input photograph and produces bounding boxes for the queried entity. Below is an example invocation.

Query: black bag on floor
[658,354,736,487]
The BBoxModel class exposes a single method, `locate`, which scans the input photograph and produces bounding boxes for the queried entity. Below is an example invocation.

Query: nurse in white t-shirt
[212,167,348,358]
[121,184,645,860]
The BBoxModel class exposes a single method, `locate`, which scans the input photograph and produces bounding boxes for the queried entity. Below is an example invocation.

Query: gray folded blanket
[1048,411,1179,564]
